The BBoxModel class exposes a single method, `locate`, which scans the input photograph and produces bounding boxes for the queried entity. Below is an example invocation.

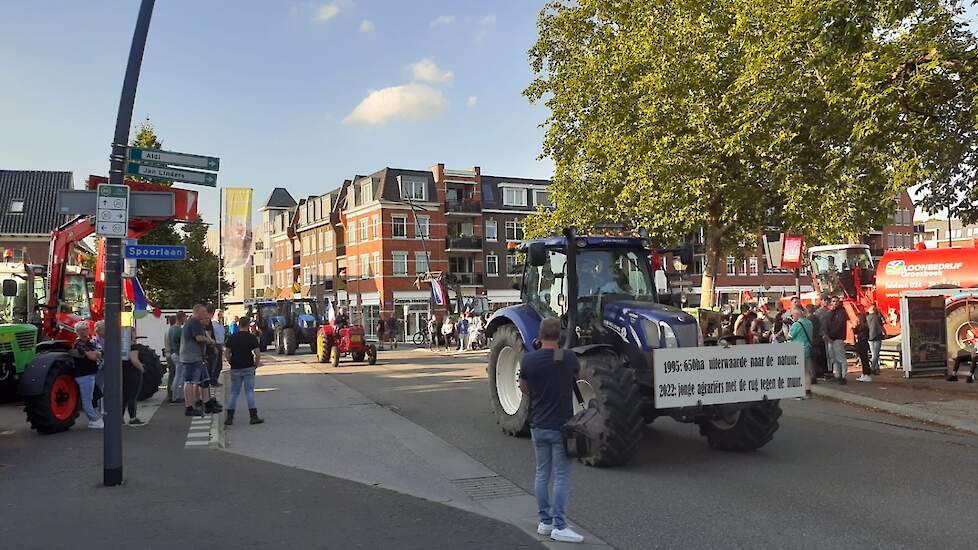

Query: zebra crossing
[185,414,216,449]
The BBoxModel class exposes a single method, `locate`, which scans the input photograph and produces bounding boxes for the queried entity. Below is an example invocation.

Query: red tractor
[316,322,377,368]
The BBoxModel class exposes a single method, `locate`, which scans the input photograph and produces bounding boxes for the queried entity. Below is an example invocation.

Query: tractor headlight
[641,319,660,348]
[659,322,678,348]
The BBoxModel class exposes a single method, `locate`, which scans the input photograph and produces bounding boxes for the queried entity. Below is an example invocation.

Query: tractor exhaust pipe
[563,227,579,348]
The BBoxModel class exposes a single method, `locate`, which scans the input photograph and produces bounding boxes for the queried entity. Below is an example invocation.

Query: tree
[127,118,231,307]
[525,0,978,307]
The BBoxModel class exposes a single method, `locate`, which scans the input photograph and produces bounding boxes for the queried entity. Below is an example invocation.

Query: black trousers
[122,363,143,419]
[856,342,872,375]
[952,352,977,375]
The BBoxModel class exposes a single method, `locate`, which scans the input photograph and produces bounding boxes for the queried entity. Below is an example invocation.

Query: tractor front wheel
[330,346,340,368]
[316,333,329,363]
[366,345,377,365]
[283,328,298,356]
[25,359,79,434]
[275,329,284,354]
[309,332,318,355]
[488,325,530,437]
[696,400,783,452]
[575,351,644,467]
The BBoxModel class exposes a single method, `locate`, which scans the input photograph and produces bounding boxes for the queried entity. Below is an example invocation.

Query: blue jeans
[869,340,882,373]
[531,428,570,530]
[226,368,256,410]
[75,374,99,422]
[169,356,184,399]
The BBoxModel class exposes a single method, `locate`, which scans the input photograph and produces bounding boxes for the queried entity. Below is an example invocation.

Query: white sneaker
[537,522,554,535]
[857,375,872,382]
[551,527,584,543]
[88,418,104,429]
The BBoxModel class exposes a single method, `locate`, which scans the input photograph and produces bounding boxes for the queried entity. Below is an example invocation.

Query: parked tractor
[273,298,322,355]
[316,322,377,367]
[487,229,787,467]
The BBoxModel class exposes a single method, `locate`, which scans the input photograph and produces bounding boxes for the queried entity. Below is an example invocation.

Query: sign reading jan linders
[652,343,806,408]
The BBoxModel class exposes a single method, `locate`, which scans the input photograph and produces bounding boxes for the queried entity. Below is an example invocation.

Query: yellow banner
[222,188,253,269]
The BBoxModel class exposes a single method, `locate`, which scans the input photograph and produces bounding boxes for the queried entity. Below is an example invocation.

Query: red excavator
[16,175,199,433]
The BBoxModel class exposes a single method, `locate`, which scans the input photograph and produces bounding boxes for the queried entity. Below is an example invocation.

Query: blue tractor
[486,229,783,467]
[273,299,322,356]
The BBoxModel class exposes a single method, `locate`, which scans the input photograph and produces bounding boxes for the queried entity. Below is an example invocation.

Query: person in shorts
[181,304,217,416]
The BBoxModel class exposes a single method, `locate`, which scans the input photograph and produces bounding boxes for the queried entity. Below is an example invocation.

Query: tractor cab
[808,244,875,299]
[0,263,46,326]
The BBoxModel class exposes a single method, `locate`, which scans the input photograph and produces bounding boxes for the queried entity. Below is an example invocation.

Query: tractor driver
[333,306,350,330]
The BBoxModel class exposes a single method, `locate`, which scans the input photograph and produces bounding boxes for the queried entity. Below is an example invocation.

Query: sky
[0,0,552,226]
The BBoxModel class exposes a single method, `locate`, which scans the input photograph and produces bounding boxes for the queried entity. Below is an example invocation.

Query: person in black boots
[224,317,263,425]
[122,326,146,425]
[947,328,977,383]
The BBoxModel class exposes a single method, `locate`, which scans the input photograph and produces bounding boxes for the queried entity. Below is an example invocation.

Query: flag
[326,301,336,323]
[124,277,161,319]
[431,278,446,307]
[222,188,253,269]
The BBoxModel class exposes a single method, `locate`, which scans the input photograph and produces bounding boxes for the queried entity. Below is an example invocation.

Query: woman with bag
[787,306,814,398]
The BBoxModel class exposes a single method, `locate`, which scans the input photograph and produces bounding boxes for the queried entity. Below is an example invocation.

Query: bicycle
[412,329,429,346]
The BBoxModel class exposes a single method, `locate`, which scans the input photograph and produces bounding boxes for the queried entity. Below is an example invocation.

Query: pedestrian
[70,322,103,429]
[468,315,482,350]
[122,326,145,425]
[947,328,977,383]
[773,303,785,340]
[93,320,106,412]
[517,318,584,544]
[813,295,834,380]
[855,313,873,382]
[224,316,264,426]
[867,304,884,375]
[787,305,814,396]
[442,315,455,351]
[386,315,397,349]
[732,303,750,339]
[167,312,185,403]
[458,313,469,351]
[736,310,756,344]
[377,317,386,350]
[228,315,240,335]
[804,305,825,381]
[205,304,225,388]
[334,306,350,330]
[824,296,849,384]
[750,312,769,344]
[181,304,219,416]
[427,315,439,350]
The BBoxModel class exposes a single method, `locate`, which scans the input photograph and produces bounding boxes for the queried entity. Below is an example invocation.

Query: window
[373,252,381,276]
[372,215,380,240]
[741,260,747,274]
[749,256,758,276]
[503,188,527,207]
[485,219,497,241]
[486,254,499,277]
[415,251,430,274]
[505,220,524,241]
[325,230,333,250]
[416,216,430,239]
[318,231,324,252]
[318,263,324,282]
[348,221,356,244]
[392,252,408,276]
[347,188,356,208]
[360,219,369,242]
[348,255,357,277]
[726,257,736,275]
[400,177,426,201]
[361,254,371,278]
[533,190,552,208]
[360,180,373,203]
[887,233,895,248]
[506,253,521,276]
[392,215,407,238]
[325,262,334,276]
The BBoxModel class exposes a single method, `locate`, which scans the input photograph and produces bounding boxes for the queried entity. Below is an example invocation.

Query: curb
[212,369,228,449]
[811,384,978,435]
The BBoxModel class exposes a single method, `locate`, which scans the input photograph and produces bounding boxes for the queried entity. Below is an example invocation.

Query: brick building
[862,190,916,258]
[256,188,296,299]
[294,187,344,303]
[0,170,73,264]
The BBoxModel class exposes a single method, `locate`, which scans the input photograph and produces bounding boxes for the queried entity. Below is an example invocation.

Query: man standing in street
[386,315,397,349]
[224,317,264,426]
[518,318,585,544]
[813,294,833,380]
[205,304,225,388]
[427,315,438,350]
[825,296,850,384]
[181,304,216,416]
[167,312,185,403]
[71,322,103,429]
[867,303,884,375]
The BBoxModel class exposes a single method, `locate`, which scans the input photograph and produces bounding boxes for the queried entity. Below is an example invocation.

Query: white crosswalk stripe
[184,414,216,449]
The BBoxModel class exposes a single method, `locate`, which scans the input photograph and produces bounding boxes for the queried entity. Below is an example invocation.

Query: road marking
[184,414,215,449]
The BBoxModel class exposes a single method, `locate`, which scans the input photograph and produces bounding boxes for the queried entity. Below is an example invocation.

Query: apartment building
[255,188,296,298]
[863,190,916,257]
[916,218,978,248]
[294,187,344,302]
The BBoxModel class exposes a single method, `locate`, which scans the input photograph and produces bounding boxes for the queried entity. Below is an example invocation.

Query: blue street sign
[124,244,187,260]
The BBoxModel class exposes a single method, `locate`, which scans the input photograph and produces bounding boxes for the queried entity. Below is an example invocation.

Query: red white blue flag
[124,277,161,318]
[431,278,446,307]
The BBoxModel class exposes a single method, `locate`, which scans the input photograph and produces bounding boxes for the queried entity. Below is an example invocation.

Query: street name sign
[95,184,129,238]
[57,190,174,218]
[128,147,220,171]
[124,244,187,260]
[126,162,217,187]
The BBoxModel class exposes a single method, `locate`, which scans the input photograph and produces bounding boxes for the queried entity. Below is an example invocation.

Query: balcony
[445,198,481,215]
[448,273,484,286]
[446,235,482,251]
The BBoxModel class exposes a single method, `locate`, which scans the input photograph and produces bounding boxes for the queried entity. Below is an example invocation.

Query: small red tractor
[316,323,377,367]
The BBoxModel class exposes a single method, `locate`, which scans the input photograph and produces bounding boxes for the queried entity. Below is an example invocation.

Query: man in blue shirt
[518,318,584,544]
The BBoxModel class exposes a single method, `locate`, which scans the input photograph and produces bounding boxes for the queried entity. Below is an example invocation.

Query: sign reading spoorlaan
[652,343,806,408]
[126,162,217,187]
[124,244,187,260]
[128,147,220,171]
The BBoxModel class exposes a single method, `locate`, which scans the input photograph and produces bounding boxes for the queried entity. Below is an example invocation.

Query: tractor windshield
[295,301,317,317]
[0,273,30,324]
[809,247,874,297]
[61,273,91,318]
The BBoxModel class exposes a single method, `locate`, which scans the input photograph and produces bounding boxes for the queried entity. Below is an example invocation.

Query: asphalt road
[318,347,978,550]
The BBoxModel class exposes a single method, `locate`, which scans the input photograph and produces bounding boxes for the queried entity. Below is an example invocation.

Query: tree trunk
[700,224,724,309]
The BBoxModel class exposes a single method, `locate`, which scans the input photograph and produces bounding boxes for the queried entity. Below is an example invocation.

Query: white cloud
[429,15,454,28]
[475,14,496,42]
[411,58,454,84]
[479,14,496,26]
[344,84,446,125]
[466,96,478,107]
[359,19,374,32]
[312,3,341,23]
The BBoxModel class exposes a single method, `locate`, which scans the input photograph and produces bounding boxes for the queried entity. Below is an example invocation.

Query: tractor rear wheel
[576,351,644,467]
[352,351,365,362]
[283,328,298,356]
[947,304,978,359]
[488,325,530,437]
[696,400,783,452]
[134,344,164,401]
[25,359,79,434]
[330,346,340,368]
[309,332,318,355]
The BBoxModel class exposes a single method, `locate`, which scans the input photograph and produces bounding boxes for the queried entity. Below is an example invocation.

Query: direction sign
[95,184,129,238]
[124,244,187,260]
[58,190,176,218]
[128,147,220,171]
[126,162,217,187]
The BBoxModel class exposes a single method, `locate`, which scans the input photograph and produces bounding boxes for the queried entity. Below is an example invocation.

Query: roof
[344,168,437,209]
[522,236,649,250]
[262,187,297,210]
[480,174,551,210]
[0,170,72,235]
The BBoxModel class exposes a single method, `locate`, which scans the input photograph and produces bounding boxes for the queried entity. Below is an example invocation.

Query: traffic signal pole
[104,0,155,487]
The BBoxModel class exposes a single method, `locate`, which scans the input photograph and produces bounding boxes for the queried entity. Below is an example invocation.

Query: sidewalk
[812,363,978,435]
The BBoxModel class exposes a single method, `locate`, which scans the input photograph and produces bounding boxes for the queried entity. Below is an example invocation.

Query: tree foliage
[525,0,978,305]
[128,118,231,308]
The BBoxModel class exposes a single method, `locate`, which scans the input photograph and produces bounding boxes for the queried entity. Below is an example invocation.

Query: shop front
[392,291,433,343]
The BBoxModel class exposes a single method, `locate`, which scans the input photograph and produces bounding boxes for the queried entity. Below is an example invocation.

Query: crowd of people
[426,311,487,352]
